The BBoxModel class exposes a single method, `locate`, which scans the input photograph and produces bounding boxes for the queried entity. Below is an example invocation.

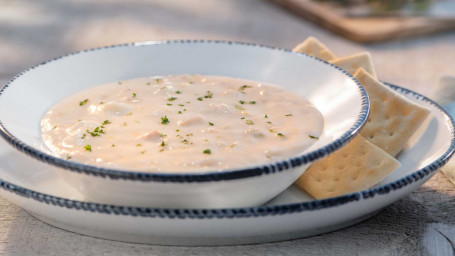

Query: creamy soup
[41,75,324,173]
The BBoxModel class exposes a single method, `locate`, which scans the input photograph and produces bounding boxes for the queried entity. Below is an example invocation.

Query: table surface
[1,1,455,255]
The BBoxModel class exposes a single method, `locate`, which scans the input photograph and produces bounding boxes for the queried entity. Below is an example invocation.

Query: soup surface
[41,75,324,172]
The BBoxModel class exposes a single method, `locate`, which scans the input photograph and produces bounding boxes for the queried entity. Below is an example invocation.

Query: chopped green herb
[84,145,92,151]
[161,141,166,147]
[52,125,58,130]
[235,105,245,110]
[204,91,213,99]
[140,150,146,154]
[269,129,276,133]
[111,144,116,147]
[188,81,194,84]
[117,81,122,85]
[265,114,268,118]
[132,92,137,98]
[197,97,203,101]
[166,103,173,106]
[176,91,182,94]
[66,155,72,160]
[81,134,87,139]
[100,102,104,105]
[308,135,319,140]
[239,100,246,105]
[178,104,185,107]
[178,111,182,114]
[168,97,177,101]
[161,116,169,124]
[209,122,214,126]
[285,114,293,117]
[203,149,211,154]
[266,121,272,124]
[146,82,151,85]
[159,148,165,152]
[123,122,127,126]
[155,78,163,83]
[246,120,254,125]
[277,133,285,137]
[160,133,167,137]
[186,133,193,137]
[182,139,190,144]
[94,127,99,133]
[240,117,245,120]
[249,101,256,104]
[176,129,180,132]
[136,144,142,147]
[103,120,111,125]
[79,99,89,106]
[183,109,187,112]
[239,85,252,92]
[126,112,133,116]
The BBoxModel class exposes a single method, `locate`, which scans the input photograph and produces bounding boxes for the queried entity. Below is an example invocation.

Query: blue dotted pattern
[0,83,452,219]
[0,40,369,182]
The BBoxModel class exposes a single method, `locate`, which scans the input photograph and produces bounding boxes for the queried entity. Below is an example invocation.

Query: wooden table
[1,1,455,255]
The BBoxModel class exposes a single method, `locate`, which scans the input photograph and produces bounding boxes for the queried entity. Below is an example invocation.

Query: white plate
[0,84,452,246]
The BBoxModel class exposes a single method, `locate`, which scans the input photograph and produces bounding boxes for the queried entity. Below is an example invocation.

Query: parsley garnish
[240,117,245,120]
[103,120,111,125]
[265,114,268,118]
[178,104,185,107]
[197,97,203,101]
[155,78,163,83]
[161,141,166,147]
[146,82,151,85]
[66,155,72,160]
[209,122,214,126]
[266,121,272,124]
[111,144,116,147]
[239,100,246,105]
[239,85,252,93]
[249,101,256,104]
[132,92,136,98]
[285,114,293,117]
[136,144,142,147]
[176,91,182,94]
[204,91,213,99]
[161,116,169,124]
[178,111,182,114]
[117,81,122,85]
[308,135,319,140]
[246,120,254,125]
[235,105,245,110]
[203,149,211,154]
[167,103,173,106]
[79,99,89,106]
[277,133,285,137]
[168,97,177,101]
[84,145,92,151]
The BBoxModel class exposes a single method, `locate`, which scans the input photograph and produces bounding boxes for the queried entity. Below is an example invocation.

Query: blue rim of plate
[0,40,369,183]
[0,83,453,219]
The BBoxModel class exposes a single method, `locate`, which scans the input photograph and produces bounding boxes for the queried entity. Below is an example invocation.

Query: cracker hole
[389,132,394,136]
[352,176,358,180]
[316,178,322,182]
[334,177,340,181]
[362,151,367,156]
[382,98,387,102]
[369,135,374,139]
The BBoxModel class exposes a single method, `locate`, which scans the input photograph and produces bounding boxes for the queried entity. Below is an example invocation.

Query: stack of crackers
[293,37,430,199]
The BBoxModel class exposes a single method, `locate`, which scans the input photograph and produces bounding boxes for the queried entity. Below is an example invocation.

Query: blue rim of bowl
[0,83,453,218]
[0,40,369,182]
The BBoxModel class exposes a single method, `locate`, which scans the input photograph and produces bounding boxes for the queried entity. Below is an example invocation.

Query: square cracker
[296,135,400,199]
[330,52,377,78]
[293,36,337,62]
[355,68,430,156]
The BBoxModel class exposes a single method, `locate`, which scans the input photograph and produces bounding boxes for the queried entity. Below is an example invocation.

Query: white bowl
[0,40,368,208]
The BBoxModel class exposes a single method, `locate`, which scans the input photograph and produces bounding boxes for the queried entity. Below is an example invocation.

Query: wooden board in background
[271,0,455,43]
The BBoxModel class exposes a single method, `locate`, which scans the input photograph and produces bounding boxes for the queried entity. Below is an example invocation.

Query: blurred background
[1,0,455,97]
